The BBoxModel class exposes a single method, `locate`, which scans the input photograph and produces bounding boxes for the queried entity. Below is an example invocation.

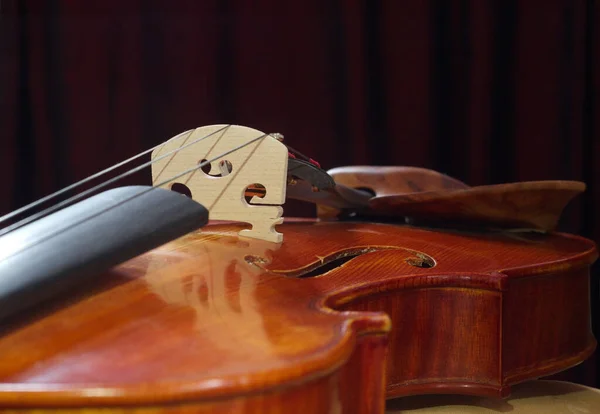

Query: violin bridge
[150,124,289,243]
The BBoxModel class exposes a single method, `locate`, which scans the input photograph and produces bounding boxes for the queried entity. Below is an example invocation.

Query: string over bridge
[151,125,289,243]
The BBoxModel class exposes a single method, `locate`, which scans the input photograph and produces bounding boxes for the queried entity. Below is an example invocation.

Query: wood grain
[151,125,289,243]
[323,166,469,196]
[0,220,595,412]
[368,181,586,231]
[320,166,585,231]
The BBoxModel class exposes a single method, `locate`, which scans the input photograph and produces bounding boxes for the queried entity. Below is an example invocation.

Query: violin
[0,125,595,413]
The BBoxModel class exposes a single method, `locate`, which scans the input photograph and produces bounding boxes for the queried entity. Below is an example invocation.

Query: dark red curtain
[1,0,599,387]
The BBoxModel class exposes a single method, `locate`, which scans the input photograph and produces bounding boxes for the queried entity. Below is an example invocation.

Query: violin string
[0,125,232,237]
[0,128,197,227]
[0,133,270,264]
[285,144,313,164]
[152,126,199,183]
[155,133,268,189]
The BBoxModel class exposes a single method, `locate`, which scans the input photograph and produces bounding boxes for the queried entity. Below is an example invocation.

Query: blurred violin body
[0,125,595,413]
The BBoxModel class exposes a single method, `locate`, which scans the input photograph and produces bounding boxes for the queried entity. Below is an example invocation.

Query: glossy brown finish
[369,181,586,231]
[317,166,467,219]
[325,166,470,196]
[0,220,595,412]
[322,166,585,231]
[0,371,372,414]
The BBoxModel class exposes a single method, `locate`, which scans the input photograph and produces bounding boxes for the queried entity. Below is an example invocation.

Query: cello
[0,125,595,413]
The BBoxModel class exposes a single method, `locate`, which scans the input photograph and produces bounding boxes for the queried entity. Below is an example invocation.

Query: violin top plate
[0,219,594,407]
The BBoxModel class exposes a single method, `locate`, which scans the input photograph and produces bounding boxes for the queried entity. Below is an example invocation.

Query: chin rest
[386,381,600,413]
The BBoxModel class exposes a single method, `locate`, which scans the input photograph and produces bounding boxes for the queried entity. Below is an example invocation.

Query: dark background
[1,0,599,388]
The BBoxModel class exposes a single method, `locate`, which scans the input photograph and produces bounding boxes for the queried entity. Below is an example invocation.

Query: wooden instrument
[0,125,595,413]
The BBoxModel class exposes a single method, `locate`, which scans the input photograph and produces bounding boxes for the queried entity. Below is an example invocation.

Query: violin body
[0,219,595,413]
[0,125,595,413]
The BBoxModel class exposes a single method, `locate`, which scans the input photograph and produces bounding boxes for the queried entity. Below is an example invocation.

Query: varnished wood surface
[321,166,585,231]
[369,181,586,231]
[0,219,596,412]
[317,166,467,219]
[324,166,469,196]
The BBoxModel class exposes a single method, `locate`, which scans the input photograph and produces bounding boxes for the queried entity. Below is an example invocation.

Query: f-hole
[171,183,192,198]
[199,159,233,177]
